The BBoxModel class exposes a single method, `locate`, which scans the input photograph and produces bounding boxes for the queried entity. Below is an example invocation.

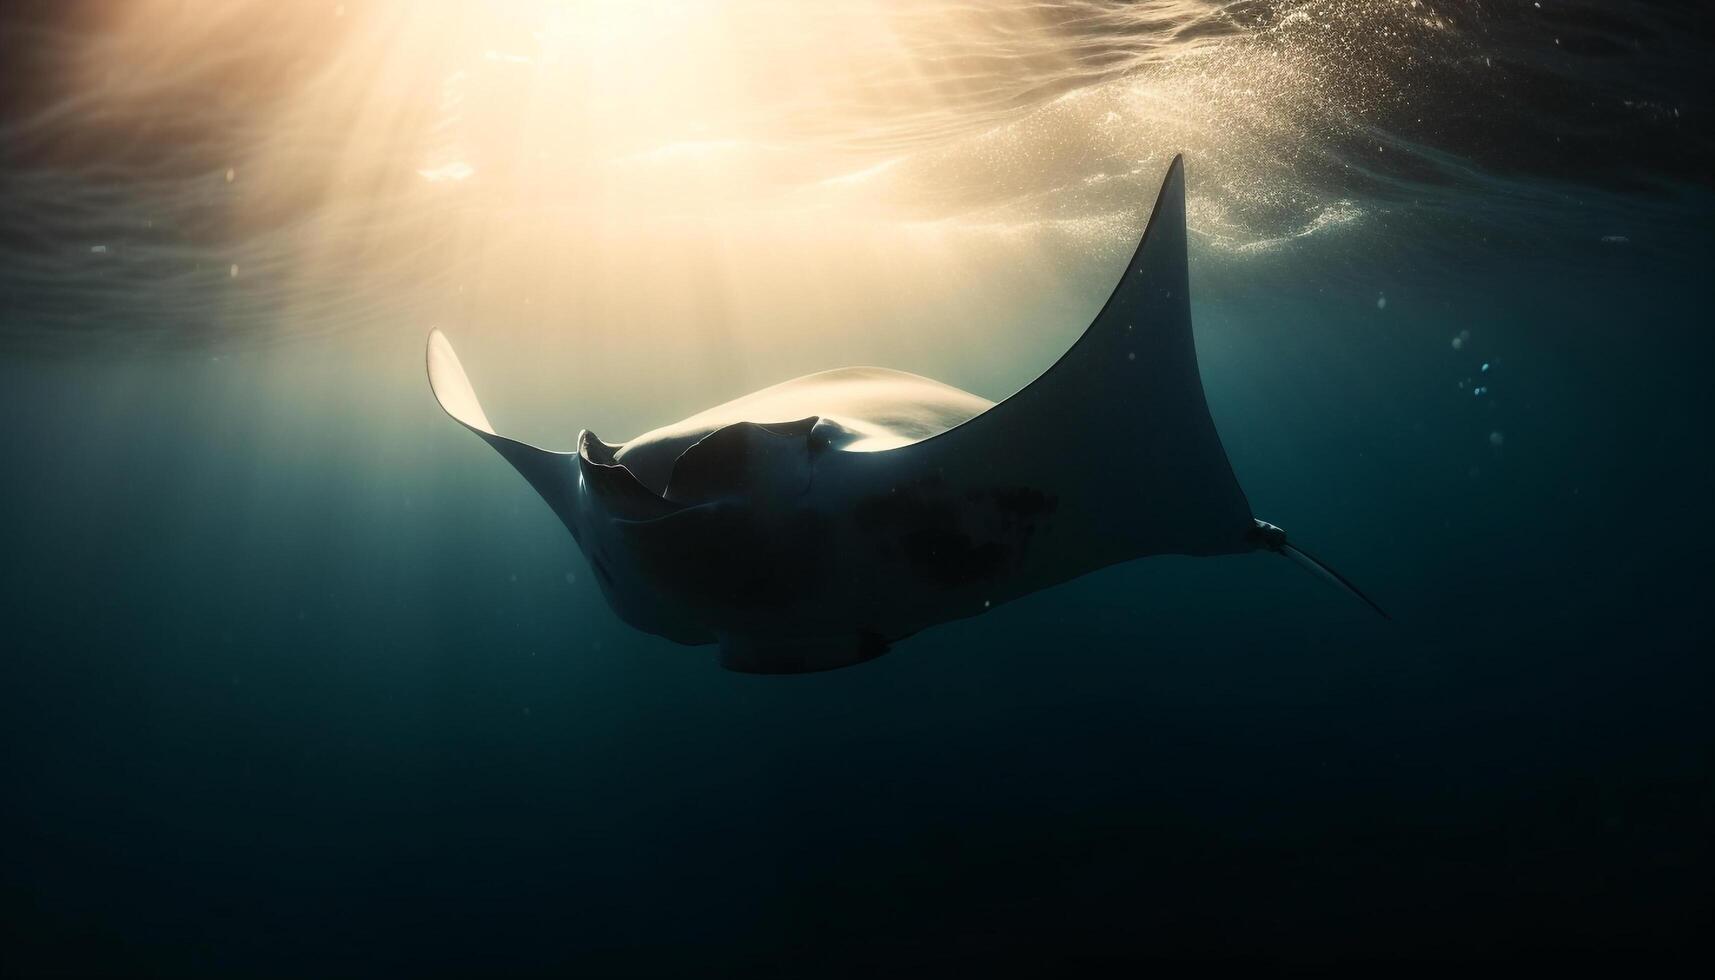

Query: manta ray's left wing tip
[426,328,497,436]
[424,329,594,529]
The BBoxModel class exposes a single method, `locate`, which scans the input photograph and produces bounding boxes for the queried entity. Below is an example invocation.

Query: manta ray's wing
[426,329,582,531]
[834,154,1256,569]
[426,329,678,531]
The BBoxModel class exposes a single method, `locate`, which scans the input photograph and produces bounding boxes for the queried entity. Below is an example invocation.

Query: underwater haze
[3,0,1712,973]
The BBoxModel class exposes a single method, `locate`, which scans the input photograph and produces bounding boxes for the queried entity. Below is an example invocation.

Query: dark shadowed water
[3,1,1712,974]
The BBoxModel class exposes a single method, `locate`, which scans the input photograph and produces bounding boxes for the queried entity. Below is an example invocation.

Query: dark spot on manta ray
[854,479,1057,589]
[715,512,834,609]
[628,507,834,611]
[906,525,1007,589]
[991,487,1057,519]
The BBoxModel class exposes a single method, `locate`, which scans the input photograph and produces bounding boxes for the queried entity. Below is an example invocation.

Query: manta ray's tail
[426,329,583,530]
[1280,542,1391,619]
[1250,520,1390,619]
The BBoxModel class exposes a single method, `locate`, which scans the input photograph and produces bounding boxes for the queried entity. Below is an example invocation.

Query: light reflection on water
[1,0,1704,352]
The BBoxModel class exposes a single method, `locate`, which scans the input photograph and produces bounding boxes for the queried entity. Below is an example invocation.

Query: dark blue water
[4,1,1712,974]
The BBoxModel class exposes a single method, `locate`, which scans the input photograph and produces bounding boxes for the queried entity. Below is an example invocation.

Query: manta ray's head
[573,418,852,638]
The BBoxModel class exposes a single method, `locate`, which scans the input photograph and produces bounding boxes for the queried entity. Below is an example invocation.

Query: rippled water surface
[4,0,1707,349]
[3,1,1712,974]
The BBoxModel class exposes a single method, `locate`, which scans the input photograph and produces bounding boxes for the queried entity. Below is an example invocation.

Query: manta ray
[427,155,1385,673]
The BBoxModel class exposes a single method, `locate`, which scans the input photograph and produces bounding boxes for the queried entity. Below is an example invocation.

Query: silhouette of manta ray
[427,155,1386,673]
